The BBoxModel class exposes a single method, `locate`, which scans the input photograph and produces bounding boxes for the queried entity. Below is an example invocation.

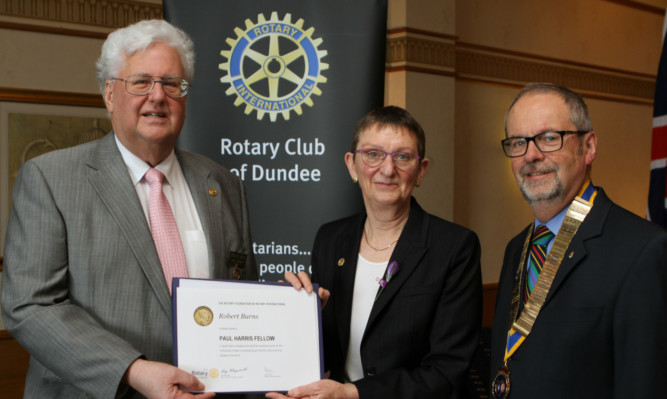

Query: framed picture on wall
[0,101,111,258]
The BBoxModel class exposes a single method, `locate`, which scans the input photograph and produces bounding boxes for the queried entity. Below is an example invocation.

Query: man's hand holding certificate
[173,278,323,394]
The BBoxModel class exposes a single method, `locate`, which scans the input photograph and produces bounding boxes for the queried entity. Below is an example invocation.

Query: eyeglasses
[111,74,190,98]
[355,148,421,171]
[501,130,589,158]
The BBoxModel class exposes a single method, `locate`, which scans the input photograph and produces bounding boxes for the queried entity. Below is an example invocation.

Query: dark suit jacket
[311,198,482,399]
[491,188,667,398]
[1,133,258,398]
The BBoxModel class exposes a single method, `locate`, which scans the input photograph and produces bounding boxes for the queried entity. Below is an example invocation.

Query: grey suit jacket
[1,133,257,398]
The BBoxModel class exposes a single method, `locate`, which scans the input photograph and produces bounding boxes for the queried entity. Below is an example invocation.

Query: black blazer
[311,198,482,399]
[491,188,667,398]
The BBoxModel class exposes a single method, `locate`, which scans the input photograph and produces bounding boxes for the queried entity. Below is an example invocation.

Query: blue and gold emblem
[219,12,328,122]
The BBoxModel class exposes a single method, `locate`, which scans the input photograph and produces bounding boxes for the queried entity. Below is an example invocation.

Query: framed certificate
[172,278,324,393]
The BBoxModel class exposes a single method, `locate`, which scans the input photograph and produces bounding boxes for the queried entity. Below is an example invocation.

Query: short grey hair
[351,106,426,159]
[95,19,195,94]
[504,83,594,136]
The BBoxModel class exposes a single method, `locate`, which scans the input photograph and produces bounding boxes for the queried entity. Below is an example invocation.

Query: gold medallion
[193,306,214,326]
[492,365,511,399]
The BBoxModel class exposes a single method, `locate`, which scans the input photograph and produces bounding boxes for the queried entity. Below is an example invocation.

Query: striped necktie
[524,225,554,302]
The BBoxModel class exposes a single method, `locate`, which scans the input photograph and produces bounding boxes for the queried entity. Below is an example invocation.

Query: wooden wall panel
[0,331,28,399]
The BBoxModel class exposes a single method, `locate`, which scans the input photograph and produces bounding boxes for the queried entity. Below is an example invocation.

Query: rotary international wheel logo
[219,12,328,122]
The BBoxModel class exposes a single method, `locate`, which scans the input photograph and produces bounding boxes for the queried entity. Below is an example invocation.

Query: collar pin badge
[209,188,218,196]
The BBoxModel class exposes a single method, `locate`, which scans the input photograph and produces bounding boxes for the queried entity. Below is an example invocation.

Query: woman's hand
[266,379,358,399]
[284,271,330,309]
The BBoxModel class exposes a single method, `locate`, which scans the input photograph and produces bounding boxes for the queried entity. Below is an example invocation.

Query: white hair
[95,19,195,94]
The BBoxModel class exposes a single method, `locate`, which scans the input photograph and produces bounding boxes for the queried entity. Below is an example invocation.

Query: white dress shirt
[345,253,387,381]
[115,135,210,278]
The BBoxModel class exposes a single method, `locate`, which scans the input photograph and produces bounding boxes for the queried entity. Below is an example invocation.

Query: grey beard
[519,178,565,207]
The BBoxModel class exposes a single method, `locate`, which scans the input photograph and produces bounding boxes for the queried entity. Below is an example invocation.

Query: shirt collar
[114,134,178,186]
[533,180,595,235]
[535,205,568,236]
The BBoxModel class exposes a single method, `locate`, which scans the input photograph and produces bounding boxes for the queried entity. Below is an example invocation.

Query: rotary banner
[163,1,388,280]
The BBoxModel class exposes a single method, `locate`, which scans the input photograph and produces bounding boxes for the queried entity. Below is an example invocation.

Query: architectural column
[386,0,457,220]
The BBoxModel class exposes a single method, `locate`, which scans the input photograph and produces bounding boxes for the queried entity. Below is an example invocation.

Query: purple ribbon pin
[375,260,399,301]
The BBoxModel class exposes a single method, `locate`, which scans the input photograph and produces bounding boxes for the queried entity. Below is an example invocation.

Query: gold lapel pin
[568,251,574,259]
[337,258,345,266]
[209,188,218,196]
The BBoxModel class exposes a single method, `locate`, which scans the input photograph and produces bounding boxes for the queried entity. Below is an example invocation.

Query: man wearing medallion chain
[490,83,667,398]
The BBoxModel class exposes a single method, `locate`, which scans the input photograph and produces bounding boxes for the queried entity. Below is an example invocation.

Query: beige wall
[0,0,664,289]
[454,82,534,278]
[0,28,103,94]
[457,1,662,74]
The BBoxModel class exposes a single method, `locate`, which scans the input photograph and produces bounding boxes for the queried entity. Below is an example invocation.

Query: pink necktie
[144,168,188,293]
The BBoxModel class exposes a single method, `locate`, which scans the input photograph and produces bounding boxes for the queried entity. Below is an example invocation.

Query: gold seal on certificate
[193,306,214,326]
